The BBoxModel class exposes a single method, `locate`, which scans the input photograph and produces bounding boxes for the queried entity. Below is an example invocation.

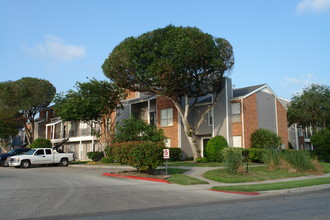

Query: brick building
[116,78,289,159]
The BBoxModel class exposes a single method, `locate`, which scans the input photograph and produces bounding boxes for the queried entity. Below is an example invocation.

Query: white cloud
[281,72,314,87]
[297,0,330,13]
[23,35,86,62]
[280,73,315,97]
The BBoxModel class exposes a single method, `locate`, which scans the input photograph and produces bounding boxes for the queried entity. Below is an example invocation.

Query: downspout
[225,78,229,142]
[274,97,279,135]
[241,98,245,148]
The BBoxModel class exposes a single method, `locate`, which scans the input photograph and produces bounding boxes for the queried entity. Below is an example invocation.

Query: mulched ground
[112,169,170,180]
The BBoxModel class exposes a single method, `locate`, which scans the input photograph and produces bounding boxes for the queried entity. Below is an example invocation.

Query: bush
[104,145,115,163]
[246,148,266,163]
[111,141,165,174]
[311,129,330,162]
[222,147,244,174]
[169,148,182,161]
[101,157,114,164]
[263,149,281,169]
[196,157,208,163]
[205,136,228,162]
[113,117,166,143]
[282,150,316,172]
[86,151,104,162]
[30,138,52,148]
[250,128,282,148]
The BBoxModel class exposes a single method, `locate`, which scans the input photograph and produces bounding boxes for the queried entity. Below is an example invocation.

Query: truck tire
[20,160,30,168]
[1,160,7,167]
[60,158,69,167]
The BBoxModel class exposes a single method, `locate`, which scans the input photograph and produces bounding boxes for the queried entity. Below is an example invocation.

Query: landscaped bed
[203,166,308,183]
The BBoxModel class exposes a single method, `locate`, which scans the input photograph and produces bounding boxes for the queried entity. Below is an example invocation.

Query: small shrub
[111,141,165,174]
[250,128,282,148]
[205,136,228,162]
[282,150,316,172]
[87,151,104,162]
[101,157,114,164]
[311,129,330,162]
[30,138,52,148]
[246,148,266,163]
[263,149,281,170]
[104,145,115,163]
[196,157,208,163]
[169,148,182,161]
[222,147,244,174]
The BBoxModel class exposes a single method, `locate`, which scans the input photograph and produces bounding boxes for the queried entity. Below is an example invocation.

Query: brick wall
[126,90,138,100]
[276,99,288,149]
[156,96,179,148]
[243,94,258,148]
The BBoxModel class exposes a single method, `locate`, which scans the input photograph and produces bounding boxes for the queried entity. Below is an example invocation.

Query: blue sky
[1,0,329,100]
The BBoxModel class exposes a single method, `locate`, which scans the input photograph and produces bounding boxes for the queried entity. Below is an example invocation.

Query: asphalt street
[1,165,329,220]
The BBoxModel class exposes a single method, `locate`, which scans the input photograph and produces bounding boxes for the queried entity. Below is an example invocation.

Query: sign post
[163,149,170,175]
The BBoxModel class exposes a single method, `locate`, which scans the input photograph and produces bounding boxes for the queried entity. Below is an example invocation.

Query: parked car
[0,148,31,167]
[8,148,74,168]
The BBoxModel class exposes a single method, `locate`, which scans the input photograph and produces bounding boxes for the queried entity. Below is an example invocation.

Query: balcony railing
[51,128,100,139]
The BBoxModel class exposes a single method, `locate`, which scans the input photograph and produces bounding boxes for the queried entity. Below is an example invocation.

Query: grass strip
[164,168,209,185]
[168,174,209,185]
[212,177,330,192]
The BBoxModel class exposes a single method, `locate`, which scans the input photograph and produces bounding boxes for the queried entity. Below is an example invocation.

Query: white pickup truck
[8,148,74,168]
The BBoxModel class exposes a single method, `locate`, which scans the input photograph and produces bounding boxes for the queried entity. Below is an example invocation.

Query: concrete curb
[102,173,170,183]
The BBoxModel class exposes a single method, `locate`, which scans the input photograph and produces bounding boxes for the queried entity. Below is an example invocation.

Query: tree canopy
[287,83,330,130]
[0,77,56,144]
[102,25,234,160]
[113,117,166,143]
[102,25,234,98]
[54,78,126,144]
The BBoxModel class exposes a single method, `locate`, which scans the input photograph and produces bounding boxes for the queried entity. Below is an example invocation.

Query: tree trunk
[169,96,213,161]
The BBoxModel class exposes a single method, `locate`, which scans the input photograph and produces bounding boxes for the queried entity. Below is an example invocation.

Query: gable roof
[233,84,266,98]
[232,84,287,109]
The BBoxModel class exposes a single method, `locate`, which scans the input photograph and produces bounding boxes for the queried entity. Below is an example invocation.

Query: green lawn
[159,168,208,185]
[203,166,307,183]
[167,161,226,167]
[321,162,330,173]
[212,177,330,192]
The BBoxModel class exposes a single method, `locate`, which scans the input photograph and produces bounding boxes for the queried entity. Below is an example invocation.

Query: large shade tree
[54,78,126,145]
[102,25,234,160]
[0,78,56,145]
[288,83,330,130]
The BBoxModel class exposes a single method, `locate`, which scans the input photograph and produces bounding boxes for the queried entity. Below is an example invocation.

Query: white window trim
[160,108,173,127]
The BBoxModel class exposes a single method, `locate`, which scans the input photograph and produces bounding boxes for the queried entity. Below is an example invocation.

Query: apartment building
[116,78,289,159]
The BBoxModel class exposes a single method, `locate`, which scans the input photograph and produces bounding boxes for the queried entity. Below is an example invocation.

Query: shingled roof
[233,84,266,98]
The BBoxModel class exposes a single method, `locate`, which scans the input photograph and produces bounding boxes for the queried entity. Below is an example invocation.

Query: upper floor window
[231,102,241,123]
[160,108,173,127]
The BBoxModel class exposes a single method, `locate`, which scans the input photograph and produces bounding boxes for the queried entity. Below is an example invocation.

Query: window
[298,128,303,137]
[160,108,173,127]
[45,149,52,155]
[35,150,44,155]
[233,136,242,148]
[231,103,241,123]
[208,109,213,126]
